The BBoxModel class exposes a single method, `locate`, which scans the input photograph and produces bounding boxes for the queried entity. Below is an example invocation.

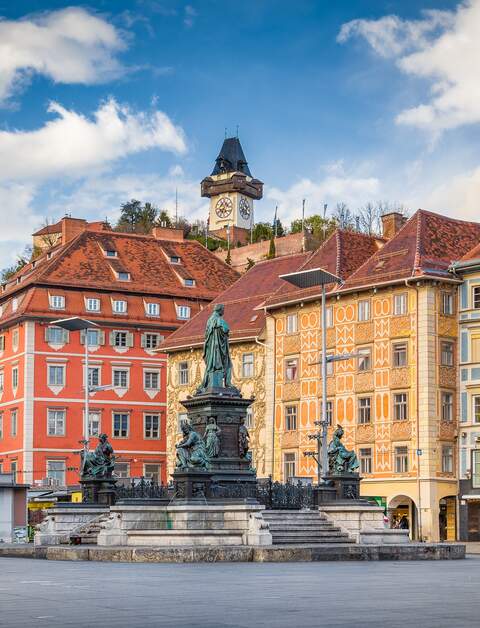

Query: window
[12,366,18,389]
[112,330,129,347]
[177,412,188,432]
[49,295,65,310]
[144,464,161,483]
[393,293,407,316]
[359,447,372,474]
[81,328,102,346]
[326,306,334,328]
[357,347,372,372]
[283,453,296,482]
[105,249,117,258]
[285,405,297,431]
[178,362,189,385]
[0,371,3,392]
[12,329,19,351]
[47,460,65,485]
[47,409,65,436]
[88,411,101,437]
[358,300,370,322]
[473,286,480,309]
[113,300,127,314]
[88,367,100,388]
[12,298,18,312]
[441,392,453,422]
[146,302,160,317]
[144,370,160,390]
[394,446,409,473]
[177,305,191,320]
[86,298,100,312]
[113,412,129,437]
[0,413,2,438]
[358,397,371,424]
[393,393,408,421]
[10,461,17,481]
[242,353,254,378]
[184,278,195,287]
[11,410,17,437]
[286,314,298,334]
[393,342,408,367]
[245,407,254,428]
[114,462,129,478]
[117,272,130,281]
[113,369,128,388]
[442,292,453,315]
[48,365,64,387]
[0,335,4,351]
[46,326,67,344]
[441,341,454,366]
[442,445,453,473]
[170,256,181,264]
[144,413,160,439]
[474,396,480,423]
[143,333,161,349]
[285,357,298,381]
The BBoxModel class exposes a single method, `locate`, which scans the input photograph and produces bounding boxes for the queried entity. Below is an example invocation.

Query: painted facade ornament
[327,425,359,474]
[175,420,211,470]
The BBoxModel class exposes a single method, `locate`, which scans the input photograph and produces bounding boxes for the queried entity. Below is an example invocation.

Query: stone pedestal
[80,477,117,505]
[320,504,410,544]
[172,390,257,501]
[324,473,361,501]
[34,505,108,546]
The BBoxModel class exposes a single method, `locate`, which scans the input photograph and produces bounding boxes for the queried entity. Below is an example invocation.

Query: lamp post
[280,267,342,482]
[53,317,99,455]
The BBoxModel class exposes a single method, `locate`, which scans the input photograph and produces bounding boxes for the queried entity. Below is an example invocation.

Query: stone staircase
[262,510,354,545]
[61,513,110,545]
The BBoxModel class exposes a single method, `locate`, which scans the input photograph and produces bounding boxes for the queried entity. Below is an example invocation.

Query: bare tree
[332,202,355,230]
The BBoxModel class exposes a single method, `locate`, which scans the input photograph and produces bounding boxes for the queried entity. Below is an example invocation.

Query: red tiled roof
[264,229,383,308]
[459,241,480,262]
[32,220,62,236]
[1,230,239,302]
[342,209,480,290]
[160,252,310,351]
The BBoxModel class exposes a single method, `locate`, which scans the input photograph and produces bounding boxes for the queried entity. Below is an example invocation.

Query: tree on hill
[1,246,33,282]
[252,222,273,242]
[267,236,276,259]
[290,214,337,241]
[115,200,173,234]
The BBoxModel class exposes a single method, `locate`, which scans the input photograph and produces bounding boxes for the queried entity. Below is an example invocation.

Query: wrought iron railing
[114,477,171,500]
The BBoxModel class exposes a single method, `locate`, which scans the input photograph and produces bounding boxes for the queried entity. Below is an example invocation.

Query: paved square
[1,556,479,628]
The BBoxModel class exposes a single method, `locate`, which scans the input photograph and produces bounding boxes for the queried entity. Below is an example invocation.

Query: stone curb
[0,543,465,563]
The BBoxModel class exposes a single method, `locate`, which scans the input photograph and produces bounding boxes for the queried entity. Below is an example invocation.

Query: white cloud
[0,98,186,181]
[266,172,381,223]
[0,7,126,103]
[338,0,480,135]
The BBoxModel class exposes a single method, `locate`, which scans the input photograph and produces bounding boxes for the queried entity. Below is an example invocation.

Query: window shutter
[109,331,115,346]
[99,330,105,345]
[0,336,4,351]
[45,327,51,342]
[63,329,69,343]
[80,330,86,344]
[140,333,146,348]
[127,332,134,347]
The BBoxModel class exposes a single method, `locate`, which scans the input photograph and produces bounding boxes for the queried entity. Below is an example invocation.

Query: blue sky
[0,0,479,267]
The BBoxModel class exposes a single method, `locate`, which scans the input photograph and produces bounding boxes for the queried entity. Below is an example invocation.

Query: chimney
[61,217,87,244]
[381,212,407,240]
[151,226,184,241]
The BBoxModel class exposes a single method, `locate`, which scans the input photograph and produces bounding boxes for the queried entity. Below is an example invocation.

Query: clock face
[215,196,233,218]
[239,197,251,220]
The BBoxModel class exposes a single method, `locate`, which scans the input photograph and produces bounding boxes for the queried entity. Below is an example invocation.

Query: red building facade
[0,217,238,487]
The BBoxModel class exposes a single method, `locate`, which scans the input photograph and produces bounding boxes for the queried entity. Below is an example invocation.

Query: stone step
[268,524,337,531]
[126,529,244,547]
[262,513,326,521]
[273,537,355,545]
[271,530,349,539]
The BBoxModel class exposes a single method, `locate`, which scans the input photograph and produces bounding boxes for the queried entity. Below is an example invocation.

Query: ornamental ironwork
[114,477,171,500]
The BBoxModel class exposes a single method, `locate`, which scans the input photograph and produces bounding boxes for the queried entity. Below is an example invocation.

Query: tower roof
[211,137,252,177]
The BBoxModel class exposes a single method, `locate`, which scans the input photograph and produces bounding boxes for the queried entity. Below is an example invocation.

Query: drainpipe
[405,278,422,541]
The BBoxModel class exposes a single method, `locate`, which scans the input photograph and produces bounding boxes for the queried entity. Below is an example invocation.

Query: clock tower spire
[201,136,263,233]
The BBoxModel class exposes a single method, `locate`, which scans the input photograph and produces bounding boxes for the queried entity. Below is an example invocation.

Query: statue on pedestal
[175,420,211,470]
[196,303,240,395]
[80,434,115,479]
[204,417,221,458]
[238,417,252,464]
[327,425,359,474]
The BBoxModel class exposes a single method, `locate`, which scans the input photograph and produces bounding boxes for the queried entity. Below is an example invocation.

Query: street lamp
[280,267,342,483]
[53,317,100,454]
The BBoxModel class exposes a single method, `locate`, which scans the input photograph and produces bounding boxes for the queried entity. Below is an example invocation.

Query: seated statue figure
[81,433,115,479]
[175,420,211,470]
[327,425,359,474]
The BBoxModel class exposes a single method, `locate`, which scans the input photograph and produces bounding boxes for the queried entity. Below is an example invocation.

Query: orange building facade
[0,217,238,488]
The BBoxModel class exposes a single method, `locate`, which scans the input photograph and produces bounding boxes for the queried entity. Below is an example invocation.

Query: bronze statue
[175,420,210,470]
[238,417,252,463]
[80,433,115,479]
[327,425,359,474]
[197,303,239,394]
[204,417,221,458]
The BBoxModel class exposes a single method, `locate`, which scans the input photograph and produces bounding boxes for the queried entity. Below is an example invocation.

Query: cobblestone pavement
[1,556,479,628]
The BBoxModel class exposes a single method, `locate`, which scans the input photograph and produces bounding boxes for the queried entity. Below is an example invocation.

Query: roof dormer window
[117,272,130,281]
[146,302,160,317]
[170,256,181,264]
[105,250,117,257]
[86,297,101,312]
[184,278,195,287]
[12,298,18,312]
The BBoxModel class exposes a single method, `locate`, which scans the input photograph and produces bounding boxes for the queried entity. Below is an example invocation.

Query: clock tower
[201,137,263,233]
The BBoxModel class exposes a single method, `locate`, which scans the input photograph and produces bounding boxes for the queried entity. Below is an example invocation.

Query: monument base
[34,505,108,546]
[80,477,117,505]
